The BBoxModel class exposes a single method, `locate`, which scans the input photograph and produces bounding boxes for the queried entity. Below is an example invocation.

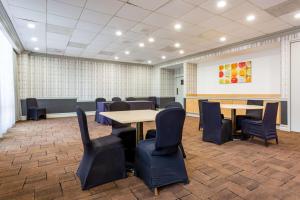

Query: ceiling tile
[255,18,292,33]
[199,16,233,29]
[131,23,159,34]
[47,24,73,36]
[143,12,175,27]
[76,21,103,33]
[47,14,77,28]
[156,0,194,18]
[7,0,46,12]
[128,0,170,11]
[85,0,124,15]
[107,17,137,31]
[47,0,83,19]
[80,9,112,25]
[47,32,70,49]
[116,3,151,22]
[199,0,244,14]
[55,0,87,7]
[70,29,97,44]
[280,10,300,26]
[180,7,214,25]
[9,5,46,22]
[182,0,207,6]
[248,0,289,9]
[65,46,84,56]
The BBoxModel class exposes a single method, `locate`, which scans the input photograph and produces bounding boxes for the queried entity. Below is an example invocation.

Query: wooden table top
[221,104,264,110]
[100,109,159,124]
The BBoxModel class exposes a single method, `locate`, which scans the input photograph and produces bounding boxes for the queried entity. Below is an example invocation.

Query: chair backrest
[148,96,157,108]
[95,98,106,109]
[262,102,279,132]
[165,101,183,109]
[198,99,208,122]
[246,100,264,120]
[154,108,186,155]
[26,98,38,109]
[110,101,131,129]
[202,102,222,130]
[126,97,136,101]
[76,106,91,147]
[112,97,122,102]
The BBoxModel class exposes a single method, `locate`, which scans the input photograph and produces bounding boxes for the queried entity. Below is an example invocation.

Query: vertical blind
[0,29,15,137]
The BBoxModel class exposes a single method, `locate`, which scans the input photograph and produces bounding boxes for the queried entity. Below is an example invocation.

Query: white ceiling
[1,0,300,64]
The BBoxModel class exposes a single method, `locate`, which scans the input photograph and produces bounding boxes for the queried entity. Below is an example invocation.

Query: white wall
[197,48,281,94]
[291,41,300,132]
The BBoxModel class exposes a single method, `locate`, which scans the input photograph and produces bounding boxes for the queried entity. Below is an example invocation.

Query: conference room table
[100,109,159,144]
[221,104,264,135]
[96,101,155,125]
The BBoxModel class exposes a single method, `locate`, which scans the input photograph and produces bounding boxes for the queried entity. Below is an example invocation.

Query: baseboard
[19,111,95,121]
[186,113,199,117]
[278,125,290,132]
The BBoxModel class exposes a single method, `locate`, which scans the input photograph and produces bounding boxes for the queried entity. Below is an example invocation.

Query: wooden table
[221,104,264,134]
[100,109,159,144]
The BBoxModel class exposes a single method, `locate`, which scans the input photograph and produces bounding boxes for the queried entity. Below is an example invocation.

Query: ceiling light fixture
[115,30,122,36]
[174,42,181,48]
[219,36,226,42]
[174,23,182,30]
[294,12,300,19]
[179,50,185,54]
[139,42,145,47]
[147,60,152,64]
[124,50,130,55]
[34,47,39,51]
[161,55,166,59]
[31,37,38,42]
[148,37,155,43]
[246,14,256,22]
[27,23,35,29]
[114,56,119,60]
[217,0,227,8]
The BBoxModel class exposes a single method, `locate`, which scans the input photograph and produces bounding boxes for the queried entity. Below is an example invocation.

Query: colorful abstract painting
[219,61,252,84]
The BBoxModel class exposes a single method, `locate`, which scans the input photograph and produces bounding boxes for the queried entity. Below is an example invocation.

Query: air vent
[98,51,114,56]
[160,46,177,52]
[47,48,64,54]
[265,0,300,17]
[68,42,87,49]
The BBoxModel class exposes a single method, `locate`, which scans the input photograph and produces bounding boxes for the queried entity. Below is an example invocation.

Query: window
[0,29,15,136]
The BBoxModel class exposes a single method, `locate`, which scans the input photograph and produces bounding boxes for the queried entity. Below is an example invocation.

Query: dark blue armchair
[135,108,189,194]
[110,102,136,164]
[26,98,46,120]
[202,102,232,145]
[198,99,208,130]
[242,102,279,147]
[145,101,186,158]
[112,97,122,101]
[76,107,126,190]
[95,97,106,122]
[236,100,263,130]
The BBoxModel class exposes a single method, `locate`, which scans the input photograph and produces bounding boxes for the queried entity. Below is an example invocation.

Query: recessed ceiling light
[246,14,256,22]
[294,12,300,19]
[219,36,226,42]
[174,23,182,30]
[31,37,38,42]
[174,42,181,48]
[179,50,185,54]
[114,56,119,60]
[161,55,166,59]
[124,51,130,55]
[217,0,227,8]
[115,30,122,36]
[147,60,152,64]
[148,37,155,43]
[139,42,145,47]
[34,47,39,51]
[27,23,35,29]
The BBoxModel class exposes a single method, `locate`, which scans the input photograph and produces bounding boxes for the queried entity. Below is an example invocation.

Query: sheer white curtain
[0,29,15,137]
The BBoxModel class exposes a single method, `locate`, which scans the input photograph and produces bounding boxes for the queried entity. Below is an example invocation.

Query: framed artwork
[219,61,252,84]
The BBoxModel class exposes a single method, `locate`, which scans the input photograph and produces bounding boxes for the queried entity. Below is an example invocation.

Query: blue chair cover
[236,100,263,130]
[95,97,106,122]
[26,98,47,120]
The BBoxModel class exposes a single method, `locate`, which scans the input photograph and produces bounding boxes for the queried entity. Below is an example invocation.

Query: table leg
[136,122,144,145]
[231,109,236,134]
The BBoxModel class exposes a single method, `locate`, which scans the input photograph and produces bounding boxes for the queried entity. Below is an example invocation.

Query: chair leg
[264,139,268,147]
[179,143,186,158]
[276,137,279,144]
[154,188,158,196]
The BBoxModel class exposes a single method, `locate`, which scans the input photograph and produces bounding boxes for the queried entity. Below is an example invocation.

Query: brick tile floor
[1,116,300,200]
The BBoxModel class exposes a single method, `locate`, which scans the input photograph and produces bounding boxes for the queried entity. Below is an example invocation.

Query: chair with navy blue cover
[112,97,122,102]
[135,108,189,194]
[76,107,126,190]
[198,99,208,130]
[126,97,136,101]
[145,101,186,158]
[110,102,136,164]
[95,97,106,121]
[236,100,263,130]
[26,98,47,120]
[202,102,232,145]
[148,96,157,109]
[242,102,279,147]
